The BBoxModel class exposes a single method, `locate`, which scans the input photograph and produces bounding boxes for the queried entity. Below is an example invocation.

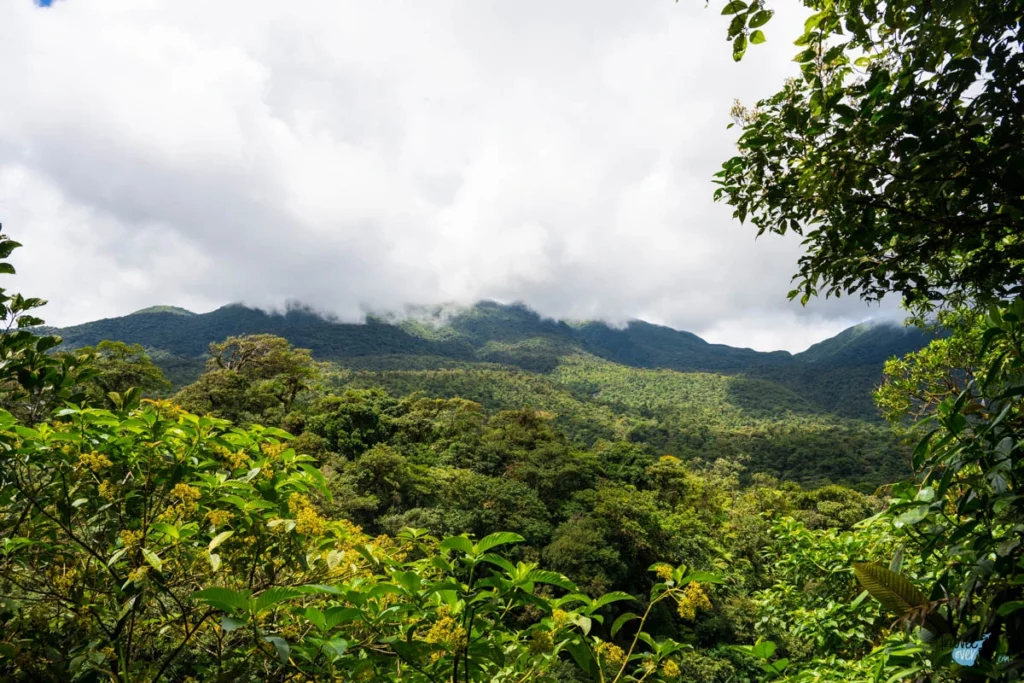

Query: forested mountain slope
[46,300,930,420]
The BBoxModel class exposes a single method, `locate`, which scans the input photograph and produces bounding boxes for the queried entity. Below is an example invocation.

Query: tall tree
[174,334,320,425]
[77,340,171,403]
[0,231,95,424]
[710,0,1023,308]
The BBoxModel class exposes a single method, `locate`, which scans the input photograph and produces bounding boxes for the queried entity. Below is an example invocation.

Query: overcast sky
[0,0,901,352]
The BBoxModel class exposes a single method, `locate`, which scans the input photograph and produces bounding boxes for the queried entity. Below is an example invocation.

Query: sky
[0,0,902,352]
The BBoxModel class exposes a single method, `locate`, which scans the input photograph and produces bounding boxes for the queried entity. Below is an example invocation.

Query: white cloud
[0,0,900,353]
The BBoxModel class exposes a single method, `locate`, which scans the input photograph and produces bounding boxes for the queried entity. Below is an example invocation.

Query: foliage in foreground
[0,400,722,682]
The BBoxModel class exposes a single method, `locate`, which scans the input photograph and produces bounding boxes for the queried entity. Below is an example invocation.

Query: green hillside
[331,354,908,491]
[47,300,931,420]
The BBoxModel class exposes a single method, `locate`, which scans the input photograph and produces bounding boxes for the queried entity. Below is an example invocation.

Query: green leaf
[220,616,247,632]
[325,606,362,629]
[253,587,304,614]
[997,601,1024,616]
[303,608,327,630]
[571,614,592,636]
[141,548,162,572]
[752,639,776,660]
[749,9,773,27]
[732,34,748,61]
[393,571,421,594]
[721,0,747,15]
[326,638,348,657]
[192,587,252,613]
[896,506,929,526]
[588,591,634,613]
[151,523,180,540]
[439,535,474,555]
[208,530,234,552]
[262,636,290,664]
[525,570,576,592]
[474,532,525,554]
[852,563,948,634]
[564,639,594,674]
[477,553,515,573]
[750,30,766,44]
[611,612,640,638]
[681,571,725,585]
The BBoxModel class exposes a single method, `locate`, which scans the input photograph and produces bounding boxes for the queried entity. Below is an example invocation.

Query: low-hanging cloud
[0,0,902,353]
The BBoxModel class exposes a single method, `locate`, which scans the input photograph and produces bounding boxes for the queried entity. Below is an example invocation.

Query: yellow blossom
[170,483,201,503]
[206,509,233,527]
[675,582,712,621]
[653,564,674,582]
[120,529,144,549]
[262,442,287,459]
[128,566,149,583]
[596,641,626,667]
[289,494,326,536]
[552,609,569,629]
[529,629,553,654]
[424,605,468,655]
[79,451,113,471]
[52,566,78,595]
[98,481,116,501]
[661,659,681,679]
[227,450,250,469]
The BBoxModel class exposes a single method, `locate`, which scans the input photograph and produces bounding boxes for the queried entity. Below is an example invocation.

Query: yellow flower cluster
[262,442,287,459]
[551,608,569,629]
[79,451,113,471]
[676,582,712,621]
[661,659,681,679]
[142,398,185,418]
[161,483,202,520]
[529,629,553,654]
[653,564,674,582]
[171,483,201,503]
[227,450,250,470]
[206,509,233,527]
[289,494,326,536]
[424,605,468,657]
[596,641,626,667]
[127,566,149,583]
[120,529,144,549]
[98,481,116,501]
[52,567,78,595]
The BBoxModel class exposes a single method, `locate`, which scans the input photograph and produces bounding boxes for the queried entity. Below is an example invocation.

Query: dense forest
[43,297,930,423]
[2,0,1023,680]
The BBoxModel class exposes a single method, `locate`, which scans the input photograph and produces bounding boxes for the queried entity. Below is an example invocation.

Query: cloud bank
[0,0,901,352]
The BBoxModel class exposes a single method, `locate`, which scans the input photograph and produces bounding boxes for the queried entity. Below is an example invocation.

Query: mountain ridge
[43,300,933,420]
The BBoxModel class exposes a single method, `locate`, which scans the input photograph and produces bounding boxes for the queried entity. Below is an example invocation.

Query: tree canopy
[712,0,1024,308]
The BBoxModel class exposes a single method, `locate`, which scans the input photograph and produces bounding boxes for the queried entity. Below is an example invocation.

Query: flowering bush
[0,400,710,681]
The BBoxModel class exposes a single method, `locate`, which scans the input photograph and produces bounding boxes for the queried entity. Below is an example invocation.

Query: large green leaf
[525,570,576,592]
[252,587,305,614]
[191,587,252,613]
[474,532,525,554]
[852,562,927,616]
[439,535,474,554]
[853,563,950,635]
